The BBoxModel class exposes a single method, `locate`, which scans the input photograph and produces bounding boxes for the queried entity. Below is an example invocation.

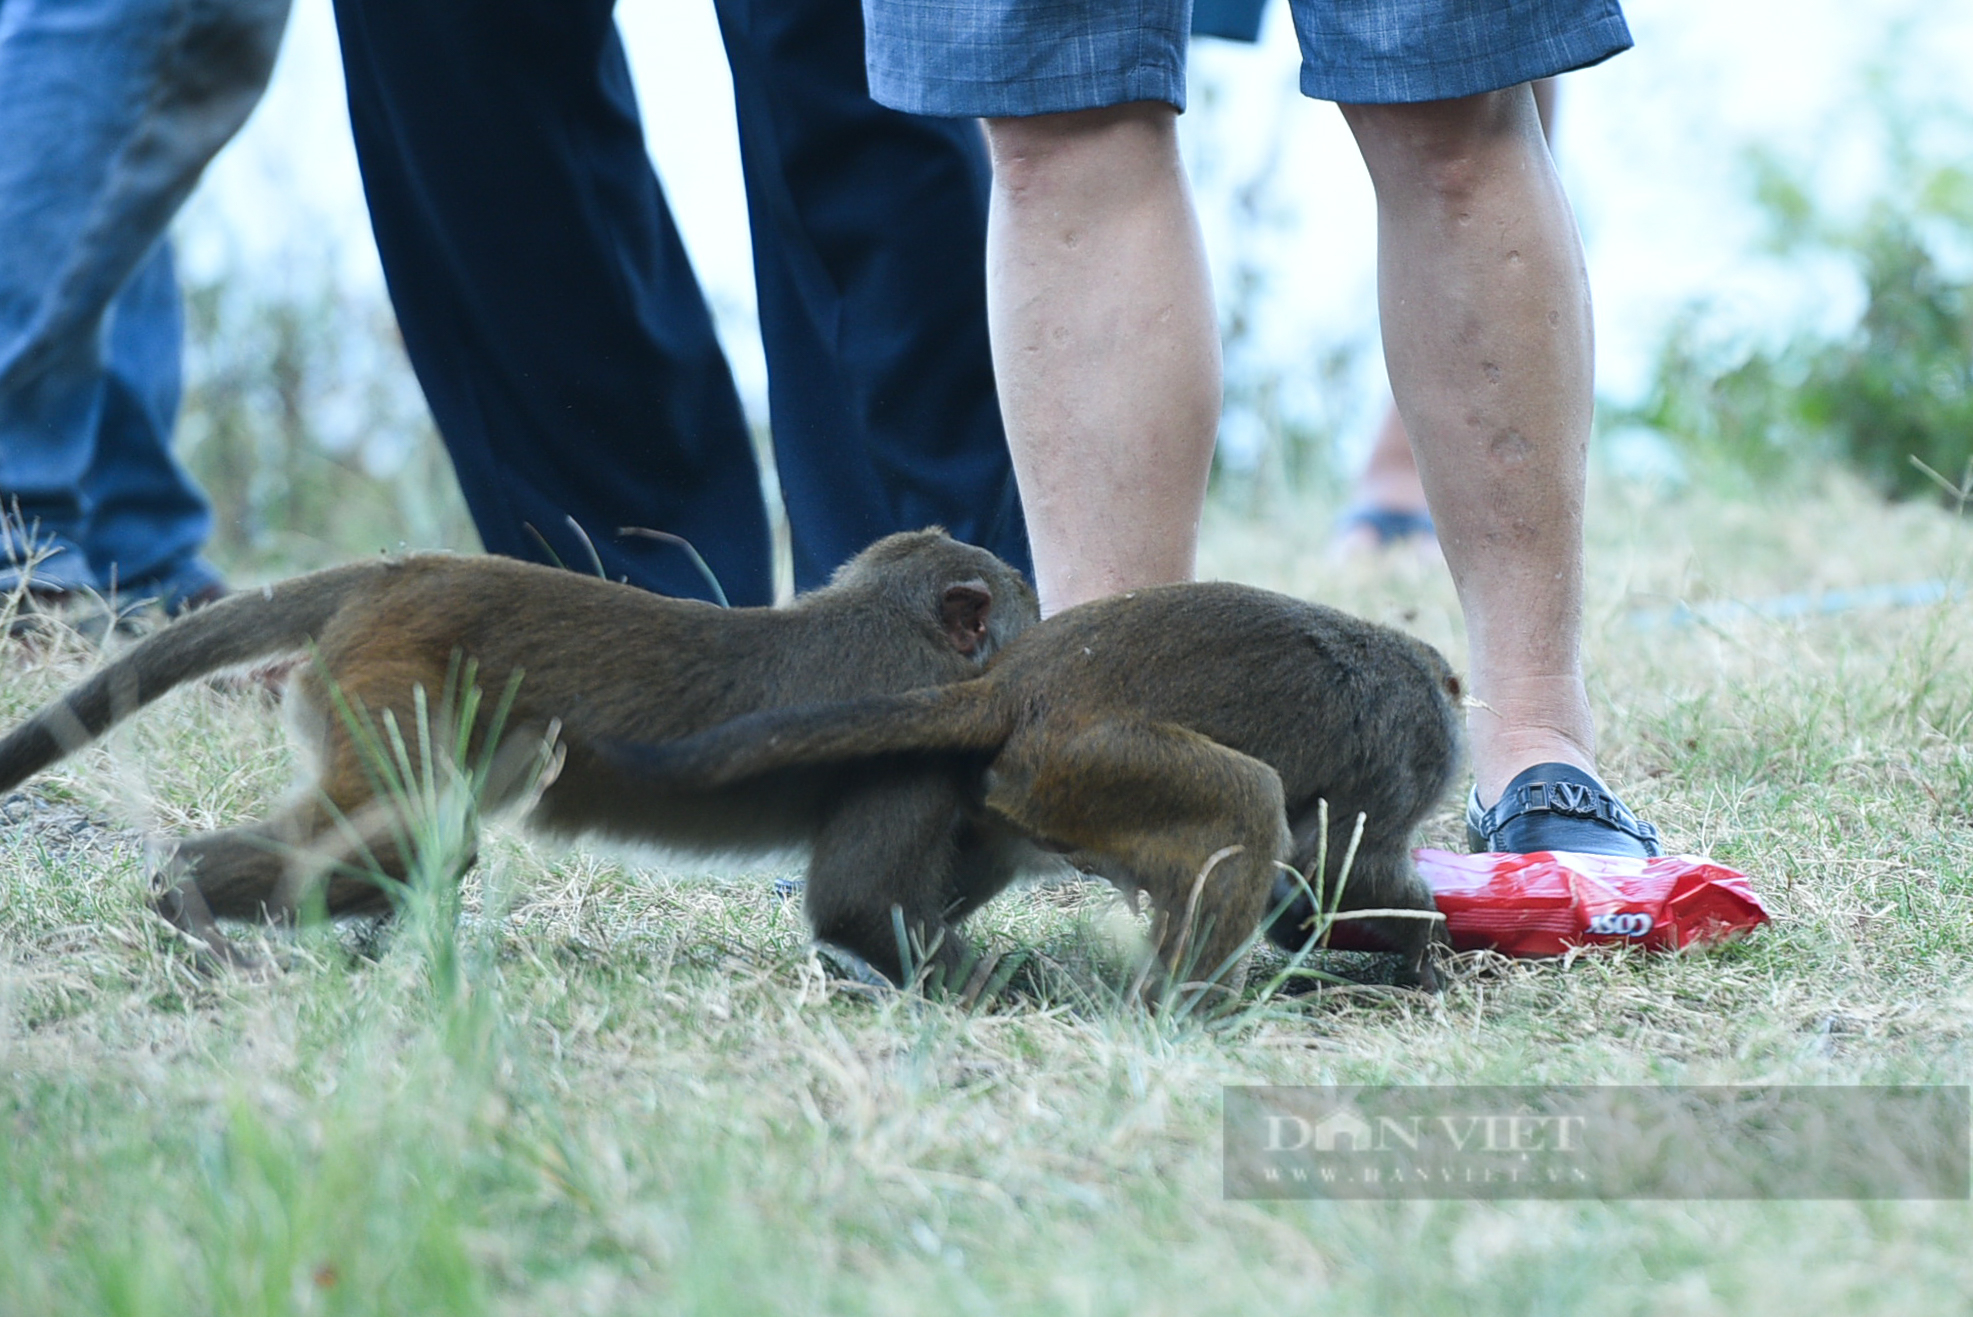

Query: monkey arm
[590,680,1012,790]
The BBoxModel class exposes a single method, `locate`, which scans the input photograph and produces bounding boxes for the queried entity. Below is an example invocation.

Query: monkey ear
[941,581,993,656]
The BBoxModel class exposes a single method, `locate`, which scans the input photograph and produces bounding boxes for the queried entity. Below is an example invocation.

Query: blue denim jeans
[0,0,288,607]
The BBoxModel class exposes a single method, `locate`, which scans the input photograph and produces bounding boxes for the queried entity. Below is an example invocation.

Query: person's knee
[983,102,1178,200]
[120,0,290,178]
[167,0,291,110]
[1341,87,1539,205]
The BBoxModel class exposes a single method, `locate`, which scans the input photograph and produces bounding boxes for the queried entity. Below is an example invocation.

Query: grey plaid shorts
[863,0,1631,116]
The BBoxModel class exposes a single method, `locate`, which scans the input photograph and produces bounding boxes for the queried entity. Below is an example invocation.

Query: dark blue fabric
[1192,0,1266,42]
[332,0,1028,605]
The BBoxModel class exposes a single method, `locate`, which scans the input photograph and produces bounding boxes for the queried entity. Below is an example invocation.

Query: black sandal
[1465,762,1663,857]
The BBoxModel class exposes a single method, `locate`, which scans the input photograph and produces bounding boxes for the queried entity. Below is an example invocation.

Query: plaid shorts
[863,0,1631,115]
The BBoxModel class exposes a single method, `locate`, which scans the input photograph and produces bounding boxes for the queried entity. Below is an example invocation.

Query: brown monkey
[599,582,1465,995]
[0,530,1037,967]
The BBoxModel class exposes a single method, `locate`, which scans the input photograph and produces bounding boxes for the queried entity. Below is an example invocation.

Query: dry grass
[3,471,1971,1314]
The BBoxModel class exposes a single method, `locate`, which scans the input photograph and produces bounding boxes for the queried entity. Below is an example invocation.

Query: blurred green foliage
[1614,100,1973,503]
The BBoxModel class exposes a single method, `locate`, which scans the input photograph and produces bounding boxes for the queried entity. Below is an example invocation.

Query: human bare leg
[982,103,1219,615]
[1341,85,1594,806]
[1337,78,1560,561]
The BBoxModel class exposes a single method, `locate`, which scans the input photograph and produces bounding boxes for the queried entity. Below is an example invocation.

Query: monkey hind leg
[296,703,513,916]
[153,792,433,957]
[802,769,992,993]
[150,811,315,970]
[147,685,516,969]
[943,815,1032,925]
[989,720,1291,1001]
[153,868,266,972]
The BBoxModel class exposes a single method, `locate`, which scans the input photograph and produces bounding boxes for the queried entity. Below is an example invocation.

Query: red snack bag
[1318,850,1770,957]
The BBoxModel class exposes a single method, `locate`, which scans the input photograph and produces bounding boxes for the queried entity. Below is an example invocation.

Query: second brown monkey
[601,582,1466,996]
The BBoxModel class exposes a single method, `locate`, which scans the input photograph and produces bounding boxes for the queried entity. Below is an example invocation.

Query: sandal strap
[1473,775,1662,852]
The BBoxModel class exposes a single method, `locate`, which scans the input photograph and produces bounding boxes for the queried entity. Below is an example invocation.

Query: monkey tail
[0,560,383,794]
[600,681,1014,789]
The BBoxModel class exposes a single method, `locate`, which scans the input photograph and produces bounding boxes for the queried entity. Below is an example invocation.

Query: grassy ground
[3,471,1970,1314]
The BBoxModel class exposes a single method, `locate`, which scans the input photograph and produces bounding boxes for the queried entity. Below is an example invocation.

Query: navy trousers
[332,0,1029,605]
